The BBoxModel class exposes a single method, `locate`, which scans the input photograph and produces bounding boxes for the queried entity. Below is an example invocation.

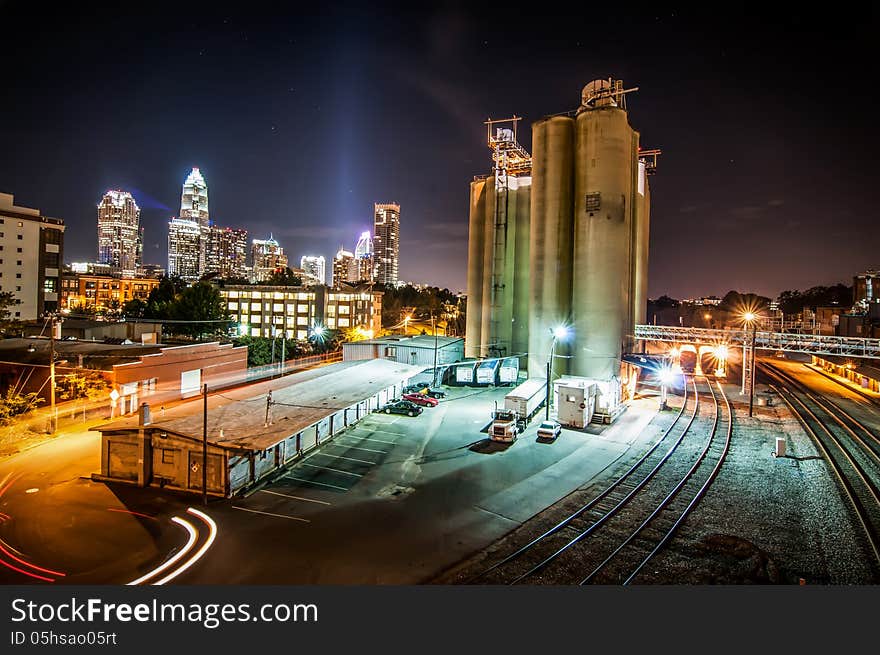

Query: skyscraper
[300,255,326,285]
[167,217,201,282]
[97,190,142,277]
[373,202,399,286]
[354,230,374,284]
[250,236,288,282]
[180,168,209,273]
[332,248,356,287]
[206,226,248,280]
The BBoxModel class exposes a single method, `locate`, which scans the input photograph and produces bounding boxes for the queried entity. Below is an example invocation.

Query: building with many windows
[250,236,288,282]
[0,192,64,320]
[167,217,201,282]
[60,274,160,312]
[333,248,356,287]
[97,190,142,278]
[180,168,209,273]
[300,255,325,285]
[206,226,248,279]
[373,203,399,286]
[354,230,374,284]
[220,284,381,340]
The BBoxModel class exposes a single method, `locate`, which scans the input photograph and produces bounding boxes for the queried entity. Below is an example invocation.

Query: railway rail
[761,362,880,571]
[469,375,732,584]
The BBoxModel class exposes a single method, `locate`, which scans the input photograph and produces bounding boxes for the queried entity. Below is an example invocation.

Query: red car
[402,393,439,407]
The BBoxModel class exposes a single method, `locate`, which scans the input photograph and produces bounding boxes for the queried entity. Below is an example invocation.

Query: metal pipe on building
[479,175,497,358]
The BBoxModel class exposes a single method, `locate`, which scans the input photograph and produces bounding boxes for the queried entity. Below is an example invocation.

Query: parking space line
[284,476,350,491]
[301,463,363,477]
[347,427,405,438]
[341,436,397,446]
[259,490,331,505]
[232,506,311,523]
[326,442,387,454]
[307,452,376,465]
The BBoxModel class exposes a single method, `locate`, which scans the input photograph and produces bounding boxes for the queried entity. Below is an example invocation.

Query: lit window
[297,316,307,326]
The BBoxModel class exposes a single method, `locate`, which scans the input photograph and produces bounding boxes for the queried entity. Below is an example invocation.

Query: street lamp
[658,366,674,411]
[546,325,570,421]
[742,312,758,417]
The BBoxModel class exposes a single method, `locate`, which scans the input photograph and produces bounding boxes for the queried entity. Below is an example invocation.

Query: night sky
[0,3,874,299]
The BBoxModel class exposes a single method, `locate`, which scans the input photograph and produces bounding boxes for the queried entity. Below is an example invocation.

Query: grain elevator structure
[465,78,658,422]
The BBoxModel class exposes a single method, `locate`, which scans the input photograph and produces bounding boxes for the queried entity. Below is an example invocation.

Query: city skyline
[0,6,873,299]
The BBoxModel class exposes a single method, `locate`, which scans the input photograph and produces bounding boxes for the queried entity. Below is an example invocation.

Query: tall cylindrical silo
[633,160,650,326]
[479,175,497,358]
[571,82,639,380]
[465,178,487,359]
[511,176,532,361]
[528,116,575,378]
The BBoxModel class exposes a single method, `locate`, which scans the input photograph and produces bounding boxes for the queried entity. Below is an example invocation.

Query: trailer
[504,377,547,420]
[476,359,500,385]
[453,362,477,385]
[498,357,520,385]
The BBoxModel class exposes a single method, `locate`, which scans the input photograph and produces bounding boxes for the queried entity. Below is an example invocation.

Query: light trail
[126,516,198,586]
[152,508,217,585]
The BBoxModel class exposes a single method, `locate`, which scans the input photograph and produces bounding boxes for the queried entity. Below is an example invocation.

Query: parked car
[536,420,562,440]
[402,393,439,407]
[382,399,423,417]
[403,383,430,395]
[423,388,446,399]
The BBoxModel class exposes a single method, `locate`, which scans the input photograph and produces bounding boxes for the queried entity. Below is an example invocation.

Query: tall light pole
[49,314,57,433]
[742,312,758,417]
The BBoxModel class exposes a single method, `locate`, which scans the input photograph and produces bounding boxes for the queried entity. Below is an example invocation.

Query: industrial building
[465,79,657,419]
[0,192,65,320]
[343,334,464,367]
[95,359,422,497]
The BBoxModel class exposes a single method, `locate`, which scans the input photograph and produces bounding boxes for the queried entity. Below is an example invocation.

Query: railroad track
[469,375,732,584]
[761,362,880,570]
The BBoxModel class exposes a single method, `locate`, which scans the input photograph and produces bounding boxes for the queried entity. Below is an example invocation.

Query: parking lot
[194,383,664,583]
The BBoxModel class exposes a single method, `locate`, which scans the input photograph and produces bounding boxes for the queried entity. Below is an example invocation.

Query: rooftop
[98,358,424,451]
[348,335,463,350]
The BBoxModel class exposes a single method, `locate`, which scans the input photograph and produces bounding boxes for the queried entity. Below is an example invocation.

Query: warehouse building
[95,359,422,497]
[342,334,464,367]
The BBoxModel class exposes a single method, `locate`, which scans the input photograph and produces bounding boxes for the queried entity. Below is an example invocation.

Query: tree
[260,267,302,287]
[0,291,19,335]
[171,282,231,339]
[653,295,680,309]
[55,371,110,401]
[0,388,44,425]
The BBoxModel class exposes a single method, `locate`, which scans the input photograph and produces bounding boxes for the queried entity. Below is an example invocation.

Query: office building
[97,190,142,277]
[0,192,64,320]
[373,203,399,286]
[180,168,209,273]
[300,255,326,285]
[354,230,374,284]
[250,236,288,282]
[333,248,356,287]
[221,283,382,340]
[206,226,248,279]
[167,217,201,282]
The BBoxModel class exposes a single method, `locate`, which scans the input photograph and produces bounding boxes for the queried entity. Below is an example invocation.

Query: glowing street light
[546,325,571,421]
[741,311,760,417]
[658,366,674,411]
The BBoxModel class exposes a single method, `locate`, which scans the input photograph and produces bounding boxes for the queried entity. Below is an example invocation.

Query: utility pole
[202,383,208,506]
[49,313,57,433]
[432,313,438,386]
[749,321,757,417]
[280,332,286,377]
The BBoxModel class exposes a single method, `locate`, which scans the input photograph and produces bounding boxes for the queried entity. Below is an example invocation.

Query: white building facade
[97,190,142,278]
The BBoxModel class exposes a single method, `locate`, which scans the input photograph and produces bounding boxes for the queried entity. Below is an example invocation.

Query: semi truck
[489,377,548,442]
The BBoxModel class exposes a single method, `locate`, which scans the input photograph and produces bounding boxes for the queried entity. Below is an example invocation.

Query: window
[585,192,601,213]
[16,260,21,266]
[15,273,20,279]
[16,247,21,253]
[384,347,397,357]
[0,232,3,237]
[161,449,175,464]
[17,222,22,227]
[16,234,22,240]
[337,318,349,327]
[14,312,19,317]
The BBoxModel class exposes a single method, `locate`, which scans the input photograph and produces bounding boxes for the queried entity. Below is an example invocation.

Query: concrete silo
[571,79,640,380]
[528,115,575,378]
[633,159,651,326]
[465,178,487,359]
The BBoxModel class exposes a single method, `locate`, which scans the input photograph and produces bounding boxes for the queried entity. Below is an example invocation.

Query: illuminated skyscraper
[354,230,374,284]
[333,248,356,287]
[300,255,326,285]
[97,190,142,277]
[167,217,201,282]
[250,235,288,282]
[373,203,399,286]
[206,226,249,279]
[180,168,209,273]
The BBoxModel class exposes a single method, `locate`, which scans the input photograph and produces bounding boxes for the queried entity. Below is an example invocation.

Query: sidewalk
[804,362,880,402]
